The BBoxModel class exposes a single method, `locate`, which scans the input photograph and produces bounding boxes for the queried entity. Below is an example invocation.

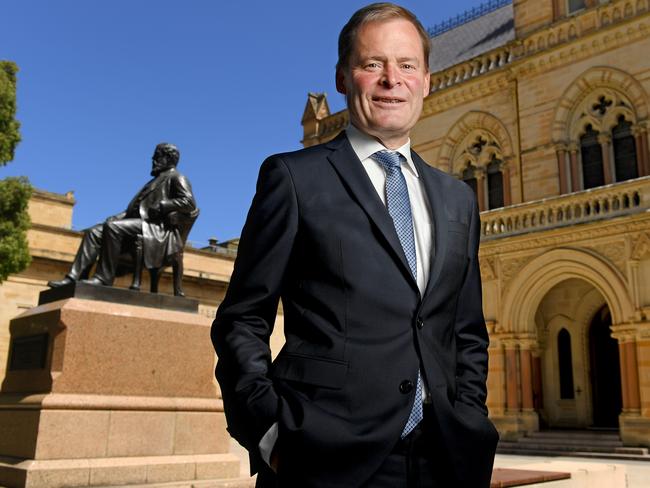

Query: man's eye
[401,64,415,70]
[366,62,380,69]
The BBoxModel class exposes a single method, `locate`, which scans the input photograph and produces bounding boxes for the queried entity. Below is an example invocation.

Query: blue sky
[1,0,487,246]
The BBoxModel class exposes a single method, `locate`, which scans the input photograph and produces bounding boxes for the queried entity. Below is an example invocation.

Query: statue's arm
[106,211,127,222]
[159,174,196,216]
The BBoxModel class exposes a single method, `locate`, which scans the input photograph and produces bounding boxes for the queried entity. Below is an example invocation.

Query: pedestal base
[0,297,242,488]
[620,412,650,447]
[491,410,540,440]
[0,454,243,488]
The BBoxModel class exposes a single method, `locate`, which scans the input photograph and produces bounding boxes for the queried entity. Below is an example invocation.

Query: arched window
[558,328,575,400]
[567,0,586,14]
[612,115,638,182]
[580,124,604,189]
[487,155,504,210]
[462,165,478,197]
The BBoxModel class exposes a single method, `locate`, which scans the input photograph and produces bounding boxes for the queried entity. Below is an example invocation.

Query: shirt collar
[345,124,419,178]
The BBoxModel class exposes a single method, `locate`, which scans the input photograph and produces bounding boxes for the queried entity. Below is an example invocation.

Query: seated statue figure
[48,142,197,296]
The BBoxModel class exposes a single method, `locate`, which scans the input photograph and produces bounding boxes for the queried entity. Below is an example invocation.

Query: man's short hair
[337,2,431,72]
[156,143,180,166]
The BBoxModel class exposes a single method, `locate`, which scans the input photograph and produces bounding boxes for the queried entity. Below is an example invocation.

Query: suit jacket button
[399,380,414,394]
[416,318,424,329]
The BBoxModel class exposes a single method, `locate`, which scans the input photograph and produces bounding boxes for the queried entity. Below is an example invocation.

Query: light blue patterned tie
[371,150,423,438]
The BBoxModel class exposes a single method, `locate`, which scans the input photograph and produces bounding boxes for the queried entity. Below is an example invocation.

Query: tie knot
[372,150,403,170]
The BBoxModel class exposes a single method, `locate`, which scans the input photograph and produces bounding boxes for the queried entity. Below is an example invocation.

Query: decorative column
[519,340,535,411]
[597,133,614,185]
[476,170,487,213]
[625,340,641,412]
[642,121,650,176]
[555,143,569,194]
[502,161,513,206]
[532,354,543,411]
[632,125,646,178]
[504,339,520,413]
[487,332,507,417]
[569,143,581,192]
[617,338,631,412]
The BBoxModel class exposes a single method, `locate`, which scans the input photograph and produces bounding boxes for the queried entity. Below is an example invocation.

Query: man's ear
[423,71,430,97]
[335,68,347,95]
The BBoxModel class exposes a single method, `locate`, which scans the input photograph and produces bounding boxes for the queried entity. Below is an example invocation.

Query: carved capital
[597,133,612,146]
[554,142,568,153]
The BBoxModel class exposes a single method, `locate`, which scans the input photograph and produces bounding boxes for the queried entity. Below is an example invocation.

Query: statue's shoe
[47,276,75,288]
[80,277,108,286]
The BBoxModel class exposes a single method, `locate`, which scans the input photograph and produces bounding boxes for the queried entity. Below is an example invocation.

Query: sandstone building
[3,0,650,454]
[302,0,650,446]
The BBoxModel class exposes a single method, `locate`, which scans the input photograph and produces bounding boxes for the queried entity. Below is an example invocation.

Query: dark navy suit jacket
[211,131,498,487]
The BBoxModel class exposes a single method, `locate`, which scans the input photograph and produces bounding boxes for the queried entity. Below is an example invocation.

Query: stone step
[513,437,624,447]
[499,441,625,453]
[497,446,650,461]
[523,430,621,441]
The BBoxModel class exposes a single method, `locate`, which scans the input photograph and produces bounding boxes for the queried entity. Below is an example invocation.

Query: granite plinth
[38,281,198,313]
[0,298,239,487]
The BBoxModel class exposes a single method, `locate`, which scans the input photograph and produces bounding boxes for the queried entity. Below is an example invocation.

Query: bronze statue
[48,143,198,296]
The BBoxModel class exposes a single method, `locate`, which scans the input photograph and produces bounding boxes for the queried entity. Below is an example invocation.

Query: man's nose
[380,64,400,88]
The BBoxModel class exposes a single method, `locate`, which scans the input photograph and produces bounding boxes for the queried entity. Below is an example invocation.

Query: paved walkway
[495,453,650,488]
[231,440,650,486]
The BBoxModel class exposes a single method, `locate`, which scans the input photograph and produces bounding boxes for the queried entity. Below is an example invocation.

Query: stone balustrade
[430,46,516,93]
[480,176,650,239]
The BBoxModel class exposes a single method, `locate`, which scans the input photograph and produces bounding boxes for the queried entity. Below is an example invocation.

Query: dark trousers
[255,405,448,488]
[361,405,448,488]
[67,218,142,285]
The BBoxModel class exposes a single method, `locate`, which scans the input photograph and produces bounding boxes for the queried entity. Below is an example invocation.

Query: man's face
[336,19,430,148]
[151,150,169,176]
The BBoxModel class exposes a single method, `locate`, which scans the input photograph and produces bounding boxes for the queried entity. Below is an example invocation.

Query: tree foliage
[0,61,21,165]
[0,60,29,283]
[0,177,31,282]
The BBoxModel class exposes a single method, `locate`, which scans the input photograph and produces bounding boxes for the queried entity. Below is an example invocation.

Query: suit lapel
[326,132,418,290]
[411,151,449,302]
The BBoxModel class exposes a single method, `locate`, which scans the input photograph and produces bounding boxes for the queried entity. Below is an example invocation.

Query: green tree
[0,177,31,282]
[0,61,21,165]
[0,61,30,283]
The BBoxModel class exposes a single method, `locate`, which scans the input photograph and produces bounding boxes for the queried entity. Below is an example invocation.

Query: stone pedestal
[0,294,244,488]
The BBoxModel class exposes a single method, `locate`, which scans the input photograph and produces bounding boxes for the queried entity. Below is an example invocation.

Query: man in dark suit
[48,142,196,289]
[212,3,498,487]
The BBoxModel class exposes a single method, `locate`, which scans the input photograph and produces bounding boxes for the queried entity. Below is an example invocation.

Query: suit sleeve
[211,155,297,458]
[454,187,490,415]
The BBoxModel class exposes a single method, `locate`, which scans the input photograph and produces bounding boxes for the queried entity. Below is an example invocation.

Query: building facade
[302,0,650,445]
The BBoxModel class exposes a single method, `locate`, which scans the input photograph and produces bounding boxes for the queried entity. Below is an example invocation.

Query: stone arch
[438,111,515,175]
[501,248,634,337]
[552,67,648,143]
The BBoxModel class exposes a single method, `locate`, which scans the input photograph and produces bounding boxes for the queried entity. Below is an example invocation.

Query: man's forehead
[352,19,425,57]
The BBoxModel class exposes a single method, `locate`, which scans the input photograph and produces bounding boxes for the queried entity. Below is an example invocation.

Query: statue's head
[151,143,180,176]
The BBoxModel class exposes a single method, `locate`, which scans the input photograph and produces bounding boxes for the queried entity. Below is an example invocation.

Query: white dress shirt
[258,124,434,465]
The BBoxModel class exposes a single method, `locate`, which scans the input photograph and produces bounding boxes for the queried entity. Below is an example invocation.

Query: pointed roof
[428,3,515,73]
[301,92,331,124]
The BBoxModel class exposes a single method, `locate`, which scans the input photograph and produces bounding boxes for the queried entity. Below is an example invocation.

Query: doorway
[588,305,622,427]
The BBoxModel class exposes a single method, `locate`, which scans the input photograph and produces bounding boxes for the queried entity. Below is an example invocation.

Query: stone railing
[430,45,516,93]
[521,0,649,58]
[480,176,650,239]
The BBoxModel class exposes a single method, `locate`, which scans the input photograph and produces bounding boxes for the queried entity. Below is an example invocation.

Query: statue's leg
[172,251,185,297]
[48,224,103,287]
[93,219,142,286]
[149,268,160,294]
[130,235,144,291]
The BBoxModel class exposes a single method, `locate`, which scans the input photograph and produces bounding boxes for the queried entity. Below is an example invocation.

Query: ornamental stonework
[631,232,650,260]
[582,240,628,277]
